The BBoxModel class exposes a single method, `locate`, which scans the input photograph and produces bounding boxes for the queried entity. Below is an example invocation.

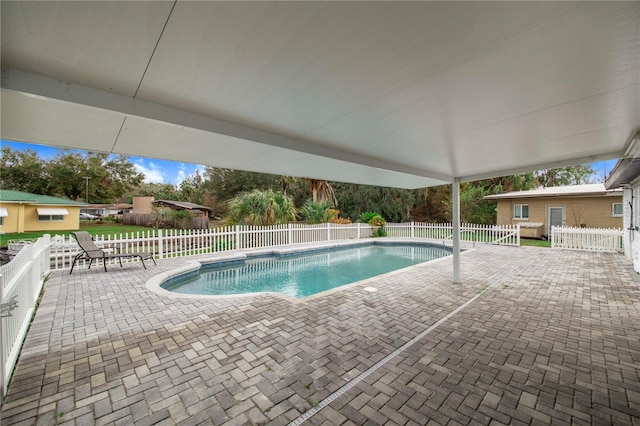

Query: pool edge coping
[145,238,475,302]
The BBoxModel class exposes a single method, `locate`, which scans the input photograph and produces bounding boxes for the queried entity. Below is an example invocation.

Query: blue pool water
[162,243,451,298]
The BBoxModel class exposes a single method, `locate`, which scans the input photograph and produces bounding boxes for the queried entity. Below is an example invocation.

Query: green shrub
[358,212,386,227]
[372,226,387,237]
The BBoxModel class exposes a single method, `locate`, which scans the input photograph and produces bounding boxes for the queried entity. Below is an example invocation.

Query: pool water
[162,243,451,298]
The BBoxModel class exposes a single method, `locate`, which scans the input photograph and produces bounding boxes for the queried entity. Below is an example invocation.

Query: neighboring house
[484,184,623,239]
[605,155,640,272]
[83,203,133,218]
[0,190,86,234]
[153,200,212,218]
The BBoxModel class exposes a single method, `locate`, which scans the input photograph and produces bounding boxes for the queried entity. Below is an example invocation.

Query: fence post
[235,225,241,250]
[157,229,164,259]
[551,226,555,248]
[288,223,292,245]
[357,223,361,239]
[516,224,520,246]
[327,223,331,241]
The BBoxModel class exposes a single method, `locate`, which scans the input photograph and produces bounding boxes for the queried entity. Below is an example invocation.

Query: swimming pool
[159,241,451,298]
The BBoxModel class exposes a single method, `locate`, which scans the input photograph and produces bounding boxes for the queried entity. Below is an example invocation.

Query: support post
[452,179,461,283]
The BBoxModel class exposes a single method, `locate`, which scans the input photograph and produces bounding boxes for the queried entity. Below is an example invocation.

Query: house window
[38,214,64,221]
[612,203,623,217]
[0,207,6,226]
[0,217,4,226]
[513,204,529,220]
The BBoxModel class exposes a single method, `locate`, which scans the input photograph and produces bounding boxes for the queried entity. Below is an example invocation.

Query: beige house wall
[1,204,24,234]
[1,203,82,234]
[496,195,623,236]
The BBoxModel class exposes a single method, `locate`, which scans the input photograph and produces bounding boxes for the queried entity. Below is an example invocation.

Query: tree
[126,183,181,203]
[48,151,144,202]
[178,169,207,205]
[334,182,414,222]
[0,147,51,194]
[47,151,87,200]
[305,179,337,206]
[278,176,298,197]
[299,200,332,224]
[411,186,451,223]
[460,184,496,224]
[535,164,595,187]
[204,167,280,202]
[226,189,296,225]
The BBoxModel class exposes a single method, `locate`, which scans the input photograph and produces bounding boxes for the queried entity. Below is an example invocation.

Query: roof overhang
[1,2,639,188]
[484,184,623,200]
[605,132,640,189]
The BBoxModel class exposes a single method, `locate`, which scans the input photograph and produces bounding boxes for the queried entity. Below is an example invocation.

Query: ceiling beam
[1,69,454,183]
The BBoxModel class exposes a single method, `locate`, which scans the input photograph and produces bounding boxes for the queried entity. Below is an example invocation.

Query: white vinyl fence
[551,226,623,253]
[49,223,375,270]
[48,222,520,271]
[386,222,520,246]
[1,235,51,397]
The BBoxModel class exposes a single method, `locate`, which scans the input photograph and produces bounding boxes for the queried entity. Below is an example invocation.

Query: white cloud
[133,160,165,184]
[176,164,187,186]
[176,164,206,186]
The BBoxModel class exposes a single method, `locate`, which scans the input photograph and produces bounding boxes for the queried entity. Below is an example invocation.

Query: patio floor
[2,244,640,425]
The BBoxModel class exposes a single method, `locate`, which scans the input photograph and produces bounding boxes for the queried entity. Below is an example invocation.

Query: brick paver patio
[1,244,639,425]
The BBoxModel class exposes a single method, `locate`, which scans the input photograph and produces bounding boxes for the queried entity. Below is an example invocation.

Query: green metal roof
[0,190,86,206]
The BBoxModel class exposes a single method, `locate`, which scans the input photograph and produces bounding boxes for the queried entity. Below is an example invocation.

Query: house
[484,184,623,239]
[0,190,86,234]
[83,203,133,218]
[605,150,640,272]
[153,200,211,218]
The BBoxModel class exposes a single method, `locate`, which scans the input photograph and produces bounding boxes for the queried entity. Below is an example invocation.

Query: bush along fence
[551,226,623,253]
[47,222,521,271]
[0,235,51,397]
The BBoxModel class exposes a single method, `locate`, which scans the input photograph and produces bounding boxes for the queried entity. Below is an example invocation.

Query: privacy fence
[550,226,623,253]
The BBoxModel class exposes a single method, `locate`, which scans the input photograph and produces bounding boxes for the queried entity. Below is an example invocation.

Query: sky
[1,139,621,186]
[1,140,206,186]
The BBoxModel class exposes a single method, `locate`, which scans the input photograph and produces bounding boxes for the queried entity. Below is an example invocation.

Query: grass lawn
[520,238,551,248]
[0,222,151,248]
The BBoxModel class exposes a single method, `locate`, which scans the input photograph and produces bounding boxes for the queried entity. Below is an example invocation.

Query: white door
[548,206,564,235]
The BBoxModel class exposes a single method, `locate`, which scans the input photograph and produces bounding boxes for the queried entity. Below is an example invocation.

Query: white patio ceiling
[1,1,639,189]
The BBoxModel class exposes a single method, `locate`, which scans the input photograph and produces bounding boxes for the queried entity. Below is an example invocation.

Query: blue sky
[2,139,620,185]
[1,140,206,186]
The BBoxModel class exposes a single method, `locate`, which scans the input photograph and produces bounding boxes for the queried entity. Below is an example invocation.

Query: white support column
[452,179,461,284]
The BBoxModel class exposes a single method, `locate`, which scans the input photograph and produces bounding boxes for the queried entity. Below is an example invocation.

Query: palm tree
[305,178,337,206]
[300,200,331,224]
[278,176,298,197]
[227,189,296,225]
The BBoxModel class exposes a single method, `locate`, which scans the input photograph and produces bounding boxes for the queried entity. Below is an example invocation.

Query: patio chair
[70,231,156,274]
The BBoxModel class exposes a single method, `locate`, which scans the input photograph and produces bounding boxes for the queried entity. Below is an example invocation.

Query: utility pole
[83,176,90,203]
